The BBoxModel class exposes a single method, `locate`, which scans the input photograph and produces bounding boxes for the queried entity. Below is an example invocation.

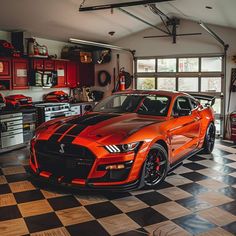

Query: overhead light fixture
[68,38,134,54]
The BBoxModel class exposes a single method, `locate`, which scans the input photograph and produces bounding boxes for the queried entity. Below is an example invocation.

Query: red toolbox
[231,112,236,144]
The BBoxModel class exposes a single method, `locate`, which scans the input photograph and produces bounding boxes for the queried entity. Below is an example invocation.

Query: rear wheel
[144,144,168,187]
[202,123,216,154]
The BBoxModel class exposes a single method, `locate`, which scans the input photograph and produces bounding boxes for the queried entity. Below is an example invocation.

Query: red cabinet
[55,60,67,87]
[32,59,44,70]
[12,58,29,89]
[67,61,77,88]
[0,58,11,79]
[44,60,55,70]
[77,62,95,87]
[32,59,55,70]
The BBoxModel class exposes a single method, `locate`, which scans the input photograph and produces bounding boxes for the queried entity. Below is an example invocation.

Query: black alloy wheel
[203,122,216,154]
[144,144,168,187]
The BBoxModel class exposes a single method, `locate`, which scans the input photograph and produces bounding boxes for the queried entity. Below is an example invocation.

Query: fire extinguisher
[119,73,126,91]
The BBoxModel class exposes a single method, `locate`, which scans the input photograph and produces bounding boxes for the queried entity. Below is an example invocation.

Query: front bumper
[29,139,149,191]
[29,167,143,191]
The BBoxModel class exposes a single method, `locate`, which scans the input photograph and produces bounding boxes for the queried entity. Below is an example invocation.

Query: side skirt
[168,148,203,173]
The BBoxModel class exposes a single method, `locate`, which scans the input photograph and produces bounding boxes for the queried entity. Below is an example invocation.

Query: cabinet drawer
[1,129,23,137]
[4,124,23,132]
[44,60,55,70]
[32,59,44,70]
[1,119,23,126]
[0,133,23,148]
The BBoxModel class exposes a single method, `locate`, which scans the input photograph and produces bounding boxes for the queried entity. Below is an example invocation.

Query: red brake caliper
[156,157,160,170]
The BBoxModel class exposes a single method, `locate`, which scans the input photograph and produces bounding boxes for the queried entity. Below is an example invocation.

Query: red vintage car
[30,90,215,190]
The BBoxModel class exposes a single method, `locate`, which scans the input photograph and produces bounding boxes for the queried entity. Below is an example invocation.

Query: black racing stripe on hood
[69,113,120,126]
[55,124,75,134]
[68,113,99,124]
[47,124,75,142]
[59,135,75,143]
[48,134,61,142]
[66,125,88,136]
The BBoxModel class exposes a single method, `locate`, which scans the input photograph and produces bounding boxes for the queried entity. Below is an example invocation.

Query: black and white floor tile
[0,140,236,235]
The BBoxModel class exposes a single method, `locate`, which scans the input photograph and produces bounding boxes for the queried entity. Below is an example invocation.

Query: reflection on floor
[0,140,236,236]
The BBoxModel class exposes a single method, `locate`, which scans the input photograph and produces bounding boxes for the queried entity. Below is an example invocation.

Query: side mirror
[84,104,92,112]
[174,108,191,117]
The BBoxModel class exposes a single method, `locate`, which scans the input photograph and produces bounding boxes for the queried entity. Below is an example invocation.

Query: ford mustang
[30,90,216,190]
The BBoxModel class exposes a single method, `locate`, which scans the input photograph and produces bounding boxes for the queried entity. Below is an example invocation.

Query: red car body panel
[30,90,215,190]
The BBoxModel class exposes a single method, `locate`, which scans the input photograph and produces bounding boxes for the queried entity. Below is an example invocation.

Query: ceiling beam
[199,22,228,48]
[79,0,172,12]
[118,8,169,34]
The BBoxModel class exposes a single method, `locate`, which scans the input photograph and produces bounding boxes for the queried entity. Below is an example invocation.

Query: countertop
[0,101,95,115]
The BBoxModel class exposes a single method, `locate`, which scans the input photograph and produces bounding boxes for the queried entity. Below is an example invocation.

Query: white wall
[0,30,10,41]
[115,19,236,113]
[93,50,133,98]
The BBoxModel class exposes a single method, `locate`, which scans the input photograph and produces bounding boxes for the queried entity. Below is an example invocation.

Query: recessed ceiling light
[205,6,213,9]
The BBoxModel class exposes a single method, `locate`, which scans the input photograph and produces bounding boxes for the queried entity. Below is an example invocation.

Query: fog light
[105,164,125,170]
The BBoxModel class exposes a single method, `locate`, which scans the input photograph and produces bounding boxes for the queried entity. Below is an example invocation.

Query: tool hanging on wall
[97,70,111,86]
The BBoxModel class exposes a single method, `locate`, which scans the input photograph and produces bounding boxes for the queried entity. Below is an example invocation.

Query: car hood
[48,112,165,144]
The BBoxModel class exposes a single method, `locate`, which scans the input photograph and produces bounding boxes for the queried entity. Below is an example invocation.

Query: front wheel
[144,144,168,187]
[202,123,216,154]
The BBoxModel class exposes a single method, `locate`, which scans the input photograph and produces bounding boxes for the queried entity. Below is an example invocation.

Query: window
[178,77,199,92]
[138,95,170,116]
[157,77,176,91]
[190,99,199,109]
[135,55,223,134]
[172,97,191,116]
[213,98,221,114]
[137,59,155,72]
[201,57,222,72]
[179,58,199,72]
[93,94,143,113]
[158,58,176,72]
[137,77,155,90]
[201,77,221,92]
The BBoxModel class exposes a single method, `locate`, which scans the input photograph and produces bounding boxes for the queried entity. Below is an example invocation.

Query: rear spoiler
[189,93,216,106]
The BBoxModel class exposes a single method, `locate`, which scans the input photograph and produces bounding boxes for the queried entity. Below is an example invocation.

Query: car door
[168,96,201,163]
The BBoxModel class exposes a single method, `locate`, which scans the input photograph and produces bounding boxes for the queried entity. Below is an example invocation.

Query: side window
[172,97,192,116]
[190,98,199,110]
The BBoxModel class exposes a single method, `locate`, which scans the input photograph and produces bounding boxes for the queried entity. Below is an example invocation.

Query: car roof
[114,90,190,98]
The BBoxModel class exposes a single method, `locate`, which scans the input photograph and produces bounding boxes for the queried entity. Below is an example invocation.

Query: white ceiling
[0,0,236,43]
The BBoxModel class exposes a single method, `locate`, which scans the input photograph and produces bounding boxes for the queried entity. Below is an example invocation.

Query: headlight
[105,142,141,153]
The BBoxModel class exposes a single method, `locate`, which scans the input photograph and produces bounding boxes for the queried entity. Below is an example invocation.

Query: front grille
[35,140,95,180]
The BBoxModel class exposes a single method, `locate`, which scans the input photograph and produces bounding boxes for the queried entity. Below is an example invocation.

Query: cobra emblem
[59,144,65,154]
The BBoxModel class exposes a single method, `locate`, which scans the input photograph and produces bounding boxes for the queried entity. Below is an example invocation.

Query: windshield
[93,94,171,116]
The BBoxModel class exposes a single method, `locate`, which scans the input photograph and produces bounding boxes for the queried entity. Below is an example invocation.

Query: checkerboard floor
[0,140,236,236]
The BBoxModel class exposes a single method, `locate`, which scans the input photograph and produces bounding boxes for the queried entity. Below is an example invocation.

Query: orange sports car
[30,90,215,190]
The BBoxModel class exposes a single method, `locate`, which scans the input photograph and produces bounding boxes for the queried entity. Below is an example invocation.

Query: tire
[202,122,216,154]
[143,143,169,188]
